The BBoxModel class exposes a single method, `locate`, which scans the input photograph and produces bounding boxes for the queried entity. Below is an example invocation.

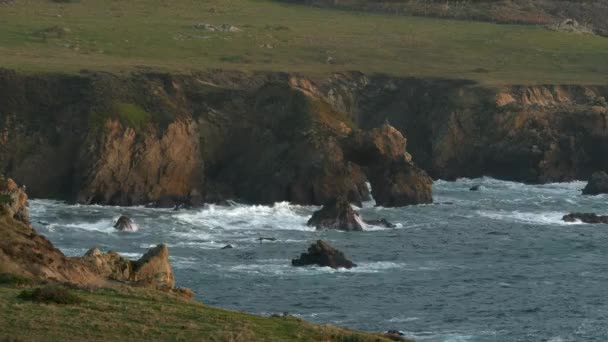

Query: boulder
[221,244,233,249]
[563,213,608,224]
[82,244,175,290]
[114,215,138,232]
[363,218,396,228]
[292,240,356,269]
[582,171,608,195]
[307,197,364,231]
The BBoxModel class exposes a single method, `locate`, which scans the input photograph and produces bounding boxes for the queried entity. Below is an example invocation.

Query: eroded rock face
[563,213,608,224]
[0,176,29,225]
[307,197,364,231]
[0,178,182,293]
[0,177,102,285]
[292,240,356,269]
[81,244,175,290]
[343,124,433,206]
[583,171,608,195]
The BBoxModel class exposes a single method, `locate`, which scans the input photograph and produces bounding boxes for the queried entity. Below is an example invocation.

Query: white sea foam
[173,202,315,232]
[221,261,415,276]
[477,210,582,226]
[63,219,117,233]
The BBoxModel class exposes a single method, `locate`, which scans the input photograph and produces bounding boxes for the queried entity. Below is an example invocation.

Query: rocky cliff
[0,69,606,206]
[0,176,180,291]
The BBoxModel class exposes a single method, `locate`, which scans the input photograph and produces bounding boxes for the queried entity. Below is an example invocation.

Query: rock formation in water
[307,197,364,231]
[0,176,185,293]
[1,70,607,206]
[292,240,356,269]
[582,171,608,195]
[114,215,138,232]
[563,213,608,224]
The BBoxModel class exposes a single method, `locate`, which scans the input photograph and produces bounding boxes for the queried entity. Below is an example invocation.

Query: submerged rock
[258,237,277,242]
[582,171,608,195]
[363,218,396,228]
[307,197,364,231]
[292,240,356,269]
[114,215,138,232]
[221,244,233,249]
[469,185,481,191]
[563,213,608,224]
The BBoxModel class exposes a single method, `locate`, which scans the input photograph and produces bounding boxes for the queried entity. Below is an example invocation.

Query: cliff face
[311,74,608,182]
[0,69,606,206]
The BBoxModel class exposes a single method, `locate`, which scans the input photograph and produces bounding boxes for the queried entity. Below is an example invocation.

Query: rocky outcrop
[292,240,356,269]
[81,244,175,290]
[563,213,608,224]
[0,177,182,293]
[582,171,608,195]
[114,215,138,232]
[343,124,433,206]
[307,197,364,231]
[0,175,29,225]
[0,177,102,285]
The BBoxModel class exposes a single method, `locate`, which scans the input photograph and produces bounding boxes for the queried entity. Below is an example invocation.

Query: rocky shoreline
[1,69,607,208]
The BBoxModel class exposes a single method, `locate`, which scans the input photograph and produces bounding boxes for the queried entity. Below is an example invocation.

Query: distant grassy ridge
[279,0,608,35]
[0,0,607,84]
[0,284,391,341]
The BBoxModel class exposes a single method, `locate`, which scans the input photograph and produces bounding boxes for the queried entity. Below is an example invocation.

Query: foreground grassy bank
[0,0,607,84]
[0,283,392,341]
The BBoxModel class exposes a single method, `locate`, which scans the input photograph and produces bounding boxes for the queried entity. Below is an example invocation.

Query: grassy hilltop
[0,281,390,341]
[0,0,607,84]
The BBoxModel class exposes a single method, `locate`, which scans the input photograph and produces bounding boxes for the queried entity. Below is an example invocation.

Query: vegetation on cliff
[0,0,607,84]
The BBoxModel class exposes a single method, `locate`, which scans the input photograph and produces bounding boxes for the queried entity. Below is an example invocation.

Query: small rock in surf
[563,213,608,224]
[292,240,356,269]
[114,215,138,232]
[307,197,364,231]
[582,171,608,195]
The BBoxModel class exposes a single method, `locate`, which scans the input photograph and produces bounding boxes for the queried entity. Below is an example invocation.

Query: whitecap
[172,202,315,232]
[63,219,117,233]
[477,210,582,226]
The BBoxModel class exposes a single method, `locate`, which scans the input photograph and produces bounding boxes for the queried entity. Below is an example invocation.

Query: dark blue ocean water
[30,178,608,342]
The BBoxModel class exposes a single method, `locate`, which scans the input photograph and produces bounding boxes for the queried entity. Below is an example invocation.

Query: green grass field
[0,284,390,341]
[0,0,607,84]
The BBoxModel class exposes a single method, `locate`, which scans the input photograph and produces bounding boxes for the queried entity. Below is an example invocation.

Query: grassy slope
[0,285,389,341]
[0,0,607,84]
